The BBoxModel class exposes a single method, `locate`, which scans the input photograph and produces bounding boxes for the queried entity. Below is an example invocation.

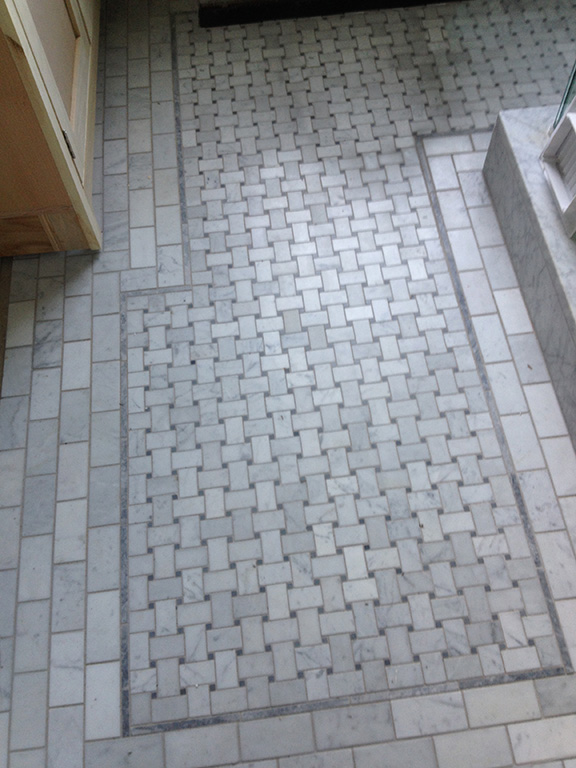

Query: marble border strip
[120,294,131,738]
[416,135,574,676]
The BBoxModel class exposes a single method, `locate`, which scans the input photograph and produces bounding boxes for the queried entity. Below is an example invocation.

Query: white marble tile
[92,314,120,362]
[556,599,576,669]
[49,631,85,706]
[509,333,549,384]
[469,205,504,247]
[85,661,121,740]
[91,361,120,412]
[525,382,569,438]
[14,600,50,672]
[54,500,87,563]
[481,245,519,290]
[447,228,483,271]
[501,414,546,471]
[463,681,540,727]
[90,410,121,467]
[434,726,512,768]
[493,287,533,335]
[486,362,527,415]
[60,389,90,443]
[10,671,48,750]
[454,152,486,172]
[57,442,89,501]
[437,189,471,229]
[86,590,120,663]
[509,714,576,763]
[158,244,185,286]
[130,227,157,268]
[166,724,240,768]
[0,573,16,640]
[0,712,7,768]
[428,155,459,190]
[9,750,46,768]
[537,531,576,599]
[47,705,84,768]
[391,692,467,738]
[459,170,493,207]
[0,449,25,507]
[29,368,61,420]
[518,470,565,532]
[471,314,512,363]
[0,506,20,569]
[424,135,473,156]
[0,395,28,451]
[85,735,165,768]
[1,347,32,397]
[62,341,91,390]
[6,301,36,348]
[542,437,576,496]
[64,295,92,341]
[130,189,155,228]
[87,525,120,591]
[460,270,497,315]
[18,535,52,601]
[156,204,182,246]
[561,496,576,550]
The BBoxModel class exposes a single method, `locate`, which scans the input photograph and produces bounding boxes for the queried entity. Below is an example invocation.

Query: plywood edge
[0,215,55,257]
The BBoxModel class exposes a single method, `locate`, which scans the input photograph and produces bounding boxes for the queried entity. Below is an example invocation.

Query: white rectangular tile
[47,705,84,768]
[494,287,533,335]
[57,442,89,501]
[85,662,121,740]
[501,414,546,471]
[524,382,569,439]
[537,531,576,599]
[18,535,52,601]
[541,436,576,496]
[86,590,120,663]
[54,500,87,563]
[0,449,25,507]
[509,715,576,763]
[62,341,91,390]
[391,692,467,738]
[49,631,85,706]
[10,671,48,750]
[6,301,36,348]
[463,681,540,727]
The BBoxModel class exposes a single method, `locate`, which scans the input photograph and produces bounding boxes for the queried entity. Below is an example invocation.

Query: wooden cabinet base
[0,1,101,257]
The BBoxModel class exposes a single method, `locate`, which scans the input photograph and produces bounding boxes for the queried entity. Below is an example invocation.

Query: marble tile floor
[2,0,576,765]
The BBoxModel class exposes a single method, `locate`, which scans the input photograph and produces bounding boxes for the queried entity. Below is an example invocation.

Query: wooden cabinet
[0,0,101,257]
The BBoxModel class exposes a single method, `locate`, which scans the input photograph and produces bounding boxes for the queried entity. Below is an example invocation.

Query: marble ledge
[484,106,576,449]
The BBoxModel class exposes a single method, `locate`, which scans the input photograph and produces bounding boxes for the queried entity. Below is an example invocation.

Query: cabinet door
[0,0,101,256]
[20,0,95,183]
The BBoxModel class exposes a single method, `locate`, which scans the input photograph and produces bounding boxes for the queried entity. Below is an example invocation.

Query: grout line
[120,294,131,738]
[416,135,574,676]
